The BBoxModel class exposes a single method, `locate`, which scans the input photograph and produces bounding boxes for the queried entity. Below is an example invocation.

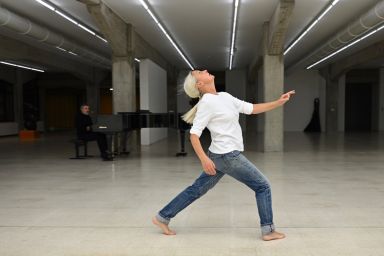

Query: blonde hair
[181,71,201,124]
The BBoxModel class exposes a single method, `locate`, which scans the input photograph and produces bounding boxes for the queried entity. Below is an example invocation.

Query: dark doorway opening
[345,83,372,132]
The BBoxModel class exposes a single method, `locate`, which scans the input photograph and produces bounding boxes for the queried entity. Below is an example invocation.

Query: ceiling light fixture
[34,0,107,43]
[0,61,45,72]
[284,0,340,56]
[229,0,240,70]
[139,0,194,70]
[56,46,78,56]
[306,23,384,69]
[35,0,54,11]
[134,58,141,63]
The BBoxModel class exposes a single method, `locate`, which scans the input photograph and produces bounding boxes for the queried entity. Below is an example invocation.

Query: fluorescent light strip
[34,0,107,43]
[55,10,78,25]
[0,61,45,72]
[77,23,96,36]
[56,46,66,52]
[35,0,55,11]
[139,0,194,70]
[96,34,108,43]
[229,0,240,70]
[284,0,340,55]
[306,24,384,69]
[57,46,78,56]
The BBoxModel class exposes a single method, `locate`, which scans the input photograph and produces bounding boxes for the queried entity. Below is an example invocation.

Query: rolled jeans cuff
[261,224,275,236]
[156,213,170,225]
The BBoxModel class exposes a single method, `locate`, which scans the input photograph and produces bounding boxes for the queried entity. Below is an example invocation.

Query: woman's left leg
[222,151,285,240]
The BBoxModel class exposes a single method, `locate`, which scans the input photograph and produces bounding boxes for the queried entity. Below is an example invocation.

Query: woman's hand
[201,156,216,175]
[277,90,295,106]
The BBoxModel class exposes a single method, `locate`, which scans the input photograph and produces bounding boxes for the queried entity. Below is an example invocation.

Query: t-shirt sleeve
[189,100,212,137]
[229,93,253,115]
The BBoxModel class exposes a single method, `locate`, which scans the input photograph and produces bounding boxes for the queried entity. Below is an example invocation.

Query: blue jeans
[156,150,275,235]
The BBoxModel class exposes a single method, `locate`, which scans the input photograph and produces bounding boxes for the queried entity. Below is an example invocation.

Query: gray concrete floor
[0,131,384,256]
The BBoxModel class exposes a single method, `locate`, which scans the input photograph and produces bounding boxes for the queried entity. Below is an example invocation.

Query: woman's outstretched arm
[251,90,295,114]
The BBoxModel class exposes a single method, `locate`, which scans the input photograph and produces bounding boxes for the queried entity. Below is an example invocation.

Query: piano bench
[69,139,92,159]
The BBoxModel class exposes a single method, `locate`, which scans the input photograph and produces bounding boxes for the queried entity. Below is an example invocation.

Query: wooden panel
[100,88,113,114]
[45,91,78,130]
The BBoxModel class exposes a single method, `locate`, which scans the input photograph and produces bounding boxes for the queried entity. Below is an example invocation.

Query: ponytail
[181,71,201,124]
[182,104,198,124]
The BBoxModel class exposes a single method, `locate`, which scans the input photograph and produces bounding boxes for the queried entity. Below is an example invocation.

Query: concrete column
[14,70,23,130]
[379,68,384,131]
[38,86,46,132]
[325,75,339,133]
[112,56,135,113]
[81,1,136,113]
[337,75,346,131]
[263,55,284,151]
[262,23,284,152]
[245,76,258,135]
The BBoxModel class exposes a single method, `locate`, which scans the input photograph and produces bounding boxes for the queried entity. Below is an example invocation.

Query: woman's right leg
[154,170,225,234]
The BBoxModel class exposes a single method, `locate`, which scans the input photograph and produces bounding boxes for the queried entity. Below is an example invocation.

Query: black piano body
[92,111,190,156]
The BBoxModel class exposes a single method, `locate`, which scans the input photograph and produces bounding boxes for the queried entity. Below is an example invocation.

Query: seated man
[75,104,112,161]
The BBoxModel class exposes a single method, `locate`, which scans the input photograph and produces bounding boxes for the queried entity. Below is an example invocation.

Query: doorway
[345,83,372,132]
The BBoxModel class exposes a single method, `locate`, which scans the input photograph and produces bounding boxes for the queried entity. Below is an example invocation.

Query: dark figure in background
[304,98,321,132]
[75,104,113,161]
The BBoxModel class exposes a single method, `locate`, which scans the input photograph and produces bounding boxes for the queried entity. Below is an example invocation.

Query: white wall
[139,59,167,145]
[225,69,247,130]
[284,69,326,132]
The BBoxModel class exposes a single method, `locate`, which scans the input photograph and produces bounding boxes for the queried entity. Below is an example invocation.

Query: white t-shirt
[190,92,253,154]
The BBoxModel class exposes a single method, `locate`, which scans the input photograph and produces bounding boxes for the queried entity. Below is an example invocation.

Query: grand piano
[92,111,190,156]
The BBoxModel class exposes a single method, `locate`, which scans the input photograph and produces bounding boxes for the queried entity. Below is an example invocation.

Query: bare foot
[152,217,176,235]
[262,231,286,241]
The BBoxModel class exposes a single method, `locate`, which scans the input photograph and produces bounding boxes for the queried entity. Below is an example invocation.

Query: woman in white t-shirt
[152,70,295,241]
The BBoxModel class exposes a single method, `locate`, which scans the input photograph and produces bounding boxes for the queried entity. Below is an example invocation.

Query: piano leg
[105,133,115,157]
[176,129,187,157]
[120,131,130,155]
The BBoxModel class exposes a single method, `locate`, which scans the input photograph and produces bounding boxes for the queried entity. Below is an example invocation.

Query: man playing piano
[75,104,113,161]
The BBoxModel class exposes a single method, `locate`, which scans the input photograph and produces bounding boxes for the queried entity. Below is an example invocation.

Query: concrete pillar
[337,74,346,132]
[379,68,384,131]
[81,1,136,113]
[262,22,284,152]
[323,68,339,133]
[38,86,46,132]
[263,55,284,151]
[14,70,23,130]
[112,56,135,113]
[257,68,264,133]
[245,75,258,135]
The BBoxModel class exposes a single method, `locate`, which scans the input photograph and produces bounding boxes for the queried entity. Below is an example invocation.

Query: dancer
[152,70,295,241]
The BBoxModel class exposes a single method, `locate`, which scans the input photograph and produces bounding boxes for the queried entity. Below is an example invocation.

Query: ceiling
[0,0,383,72]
